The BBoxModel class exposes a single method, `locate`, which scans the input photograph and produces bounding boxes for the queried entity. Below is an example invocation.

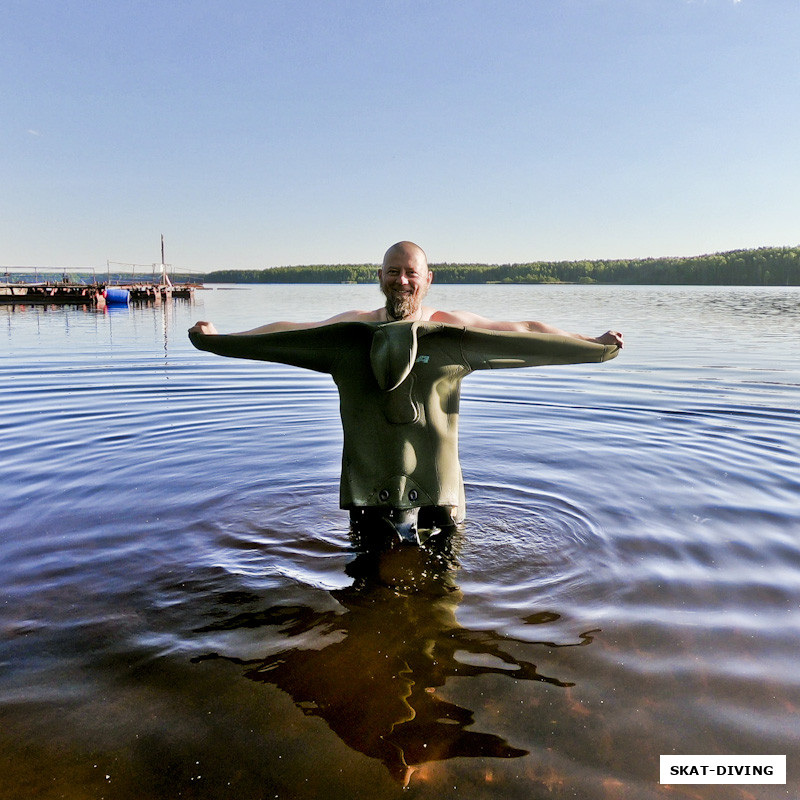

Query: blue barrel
[104,288,130,305]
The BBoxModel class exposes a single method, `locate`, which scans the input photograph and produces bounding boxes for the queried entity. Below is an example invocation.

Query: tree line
[203,246,800,286]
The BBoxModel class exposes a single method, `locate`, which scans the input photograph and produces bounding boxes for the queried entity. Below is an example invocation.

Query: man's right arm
[188,317,376,374]
[189,309,378,337]
[226,320,319,334]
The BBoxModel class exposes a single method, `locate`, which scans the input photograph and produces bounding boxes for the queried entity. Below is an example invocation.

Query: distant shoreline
[6,245,798,287]
[203,245,800,286]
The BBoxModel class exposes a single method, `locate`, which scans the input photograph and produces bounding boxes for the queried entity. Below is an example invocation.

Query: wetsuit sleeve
[459,327,619,370]
[188,322,370,374]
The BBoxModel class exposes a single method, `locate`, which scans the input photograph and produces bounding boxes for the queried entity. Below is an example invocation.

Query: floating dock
[0,282,196,305]
[2,236,199,306]
[0,283,97,304]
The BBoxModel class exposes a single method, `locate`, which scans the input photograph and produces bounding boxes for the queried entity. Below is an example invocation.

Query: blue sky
[3,0,798,271]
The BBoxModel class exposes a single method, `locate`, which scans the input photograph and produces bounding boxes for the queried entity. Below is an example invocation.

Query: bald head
[382,241,428,269]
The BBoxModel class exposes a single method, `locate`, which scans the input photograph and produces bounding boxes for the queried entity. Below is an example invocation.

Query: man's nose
[398,273,410,285]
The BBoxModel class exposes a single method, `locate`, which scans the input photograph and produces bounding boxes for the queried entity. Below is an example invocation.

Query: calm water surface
[1,284,799,799]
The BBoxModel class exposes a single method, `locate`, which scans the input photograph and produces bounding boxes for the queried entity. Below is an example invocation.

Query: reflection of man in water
[193,533,597,786]
[189,241,623,542]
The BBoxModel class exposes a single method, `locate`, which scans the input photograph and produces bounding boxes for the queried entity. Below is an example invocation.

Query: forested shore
[204,246,800,285]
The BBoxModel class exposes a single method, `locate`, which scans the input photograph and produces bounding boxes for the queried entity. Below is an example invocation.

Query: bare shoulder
[319,308,383,325]
[429,308,478,325]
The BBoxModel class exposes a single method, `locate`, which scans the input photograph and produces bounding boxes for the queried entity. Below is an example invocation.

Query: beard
[383,284,428,321]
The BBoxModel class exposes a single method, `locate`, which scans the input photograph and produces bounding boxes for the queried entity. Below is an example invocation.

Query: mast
[160,234,172,287]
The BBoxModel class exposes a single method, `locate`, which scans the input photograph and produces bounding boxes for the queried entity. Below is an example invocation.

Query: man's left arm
[430,310,623,348]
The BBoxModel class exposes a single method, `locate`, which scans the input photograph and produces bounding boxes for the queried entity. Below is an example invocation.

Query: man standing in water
[189,241,623,543]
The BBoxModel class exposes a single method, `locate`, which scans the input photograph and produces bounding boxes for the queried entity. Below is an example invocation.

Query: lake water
[1,283,799,799]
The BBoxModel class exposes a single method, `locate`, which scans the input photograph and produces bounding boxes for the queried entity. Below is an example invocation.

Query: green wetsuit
[190,321,618,532]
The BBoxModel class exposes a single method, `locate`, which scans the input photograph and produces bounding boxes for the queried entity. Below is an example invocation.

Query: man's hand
[593,330,623,348]
[189,321,218,336]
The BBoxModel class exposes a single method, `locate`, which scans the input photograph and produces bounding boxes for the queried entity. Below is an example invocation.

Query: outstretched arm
[430,310,623,348]
[189,320,311,336]
[189,309,381,338]
[187,320,376,374]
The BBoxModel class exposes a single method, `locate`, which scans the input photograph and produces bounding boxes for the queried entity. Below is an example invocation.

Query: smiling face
[379,242,433,321]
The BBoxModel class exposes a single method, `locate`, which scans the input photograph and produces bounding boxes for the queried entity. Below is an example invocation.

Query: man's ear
[427,270,434,285]
[377,268,383,282]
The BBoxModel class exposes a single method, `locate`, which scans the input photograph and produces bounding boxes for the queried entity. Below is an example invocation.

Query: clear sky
[3,0,799,272]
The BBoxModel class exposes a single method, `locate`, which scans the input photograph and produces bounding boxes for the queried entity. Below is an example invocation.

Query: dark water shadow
[192,528,599,785]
